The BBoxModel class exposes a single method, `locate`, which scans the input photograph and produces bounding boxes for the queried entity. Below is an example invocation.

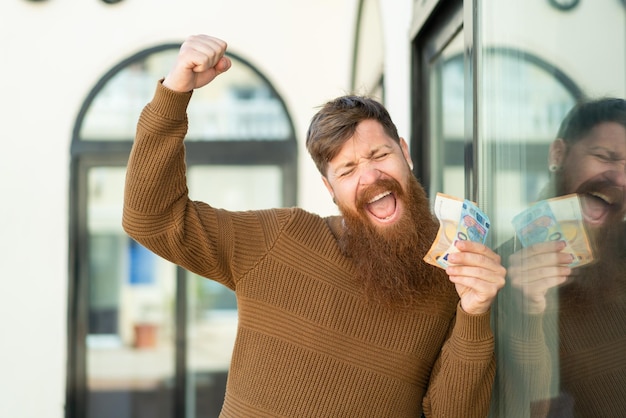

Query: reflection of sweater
[123,81,496,418]
[555,260,626,418]
[494,238,626,418]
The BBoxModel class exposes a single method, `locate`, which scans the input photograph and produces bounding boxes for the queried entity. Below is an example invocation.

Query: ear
[549,138,567,167]
[322,176,336,203]
[399,137,414,170]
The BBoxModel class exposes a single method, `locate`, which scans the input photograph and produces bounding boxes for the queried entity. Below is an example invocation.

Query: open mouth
[580,191,618,226]
[366,191,399,223]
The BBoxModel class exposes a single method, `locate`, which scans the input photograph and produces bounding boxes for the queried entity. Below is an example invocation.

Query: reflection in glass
[479,48,579,245]
[479,49,580,418]
[478,3,626,417]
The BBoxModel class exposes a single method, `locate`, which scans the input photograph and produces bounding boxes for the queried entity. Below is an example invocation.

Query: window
[68,44,297,418]
[412,1,626,416]
[412,0,466,200]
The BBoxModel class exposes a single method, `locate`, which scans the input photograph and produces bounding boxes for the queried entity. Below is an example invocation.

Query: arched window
[67,43,297,418]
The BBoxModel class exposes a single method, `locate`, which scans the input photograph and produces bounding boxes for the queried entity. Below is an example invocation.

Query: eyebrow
[336,145,394,170]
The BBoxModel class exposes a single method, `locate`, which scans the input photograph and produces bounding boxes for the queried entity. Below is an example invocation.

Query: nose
[358,164,381,186]
[603,168,626,188]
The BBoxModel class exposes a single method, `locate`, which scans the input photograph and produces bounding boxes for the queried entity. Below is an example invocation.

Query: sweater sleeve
[122,81,291,289]
[422,303,496,418]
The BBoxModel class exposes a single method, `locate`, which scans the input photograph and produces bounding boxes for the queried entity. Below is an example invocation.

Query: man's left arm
[423,240,506,417]
[422,305,495,418]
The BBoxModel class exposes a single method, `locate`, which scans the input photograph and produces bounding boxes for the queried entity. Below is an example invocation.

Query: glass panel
[185,165,282,418]
[429,29,465,199]
[80,49,291,142]
[481,49,578,245]
[86,167,176,418]
[477,1,626,417]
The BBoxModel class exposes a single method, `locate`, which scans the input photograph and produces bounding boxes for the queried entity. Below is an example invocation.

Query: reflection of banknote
[511,194,594,267]
[424,193,491,269]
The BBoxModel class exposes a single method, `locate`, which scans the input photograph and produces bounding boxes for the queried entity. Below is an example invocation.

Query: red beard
[337,174,453,306]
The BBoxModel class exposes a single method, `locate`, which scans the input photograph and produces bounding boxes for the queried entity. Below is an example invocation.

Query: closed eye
[593,153,611,161]
[338,168,355,177]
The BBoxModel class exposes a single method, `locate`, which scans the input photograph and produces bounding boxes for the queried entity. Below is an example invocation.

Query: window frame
[411,0,467,198]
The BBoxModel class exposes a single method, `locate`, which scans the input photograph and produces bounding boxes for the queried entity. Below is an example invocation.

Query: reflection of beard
[552,171,626,262]
[562,221,626,307]
[551,173,626,305]
[553,172,626,229]
[337,174,452,306]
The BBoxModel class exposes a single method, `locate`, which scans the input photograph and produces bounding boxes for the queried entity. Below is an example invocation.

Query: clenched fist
[163,34,232,93]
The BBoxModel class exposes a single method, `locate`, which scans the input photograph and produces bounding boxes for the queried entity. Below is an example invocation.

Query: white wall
[0,1,357,416]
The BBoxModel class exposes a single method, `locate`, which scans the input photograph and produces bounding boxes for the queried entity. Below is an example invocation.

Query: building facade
[1,0,624,417]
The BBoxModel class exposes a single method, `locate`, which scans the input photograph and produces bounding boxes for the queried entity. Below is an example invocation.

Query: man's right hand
[163,34,231,93]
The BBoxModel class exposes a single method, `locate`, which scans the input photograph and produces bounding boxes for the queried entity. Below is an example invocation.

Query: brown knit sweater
[493,238,626,418]
[122,81,496,418]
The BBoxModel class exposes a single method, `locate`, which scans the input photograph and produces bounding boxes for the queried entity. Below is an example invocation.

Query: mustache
[355,177,404,209]
[576,178,626,209]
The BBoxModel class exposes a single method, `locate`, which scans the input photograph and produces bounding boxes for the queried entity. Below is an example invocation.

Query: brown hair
[305,95,400,176]
[558,97,626,144]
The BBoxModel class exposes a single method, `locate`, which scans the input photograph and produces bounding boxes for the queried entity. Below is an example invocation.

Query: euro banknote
[424,193,491,269]
[511,193,594,267]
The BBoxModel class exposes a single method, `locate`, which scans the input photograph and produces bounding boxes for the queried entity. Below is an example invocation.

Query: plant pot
[133,323,158,348]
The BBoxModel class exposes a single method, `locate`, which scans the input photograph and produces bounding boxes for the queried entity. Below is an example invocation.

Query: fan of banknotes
[511,193,594,267]
[424,192,594,270]
[424,193,491,269]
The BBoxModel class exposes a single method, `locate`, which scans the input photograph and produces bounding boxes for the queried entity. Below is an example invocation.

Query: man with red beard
[493,98,626,418]
[123,34,506,418]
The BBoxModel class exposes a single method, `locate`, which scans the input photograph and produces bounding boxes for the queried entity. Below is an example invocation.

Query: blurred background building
[0,0,624,417]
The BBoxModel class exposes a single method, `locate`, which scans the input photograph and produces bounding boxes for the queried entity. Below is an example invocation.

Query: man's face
[552,121,626,227]
[322,119,414,229]
[320,119,446,304]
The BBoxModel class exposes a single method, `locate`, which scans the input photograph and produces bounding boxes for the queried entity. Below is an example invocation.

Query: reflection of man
[495,98,626,417]
[123,35,506,417]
